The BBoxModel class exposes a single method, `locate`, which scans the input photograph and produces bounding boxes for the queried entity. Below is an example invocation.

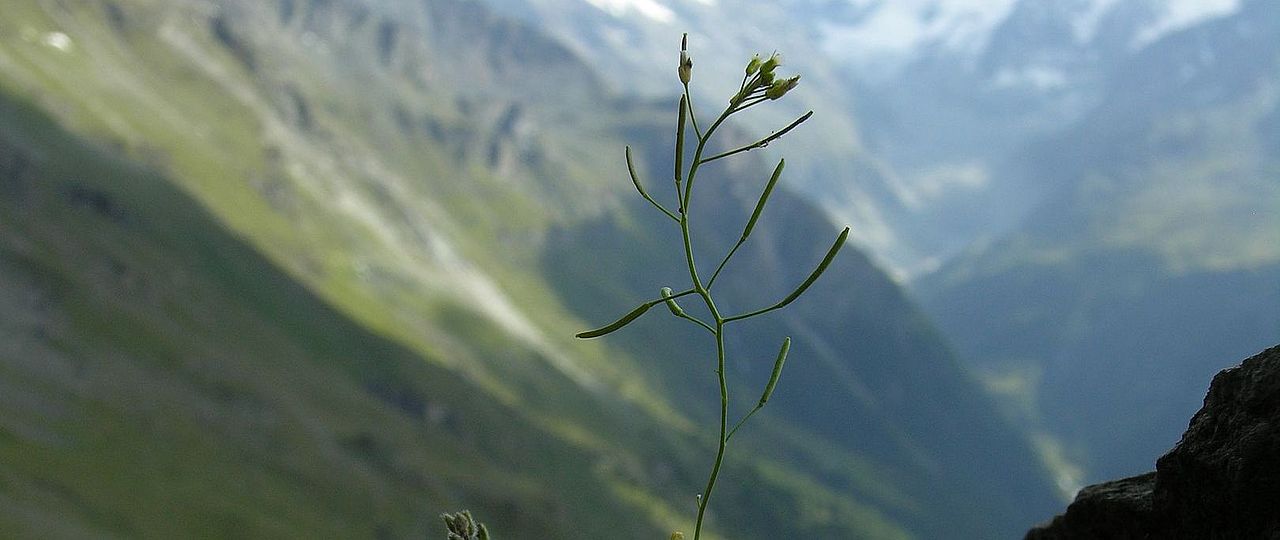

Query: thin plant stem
[727,405,762,441]
[706,240,744,289]
[683,84,703,140]
[678,96,738,540]
[693,321,728,540]
[677,312,717,335]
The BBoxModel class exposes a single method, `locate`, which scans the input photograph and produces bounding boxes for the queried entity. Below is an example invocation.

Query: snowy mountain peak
[817,0,1243,81]
[819,0,1019,79]
[1130,0,1240,50]
[581,0,676,23]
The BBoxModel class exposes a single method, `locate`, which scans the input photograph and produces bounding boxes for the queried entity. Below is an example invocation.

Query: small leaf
[575,302,654,339]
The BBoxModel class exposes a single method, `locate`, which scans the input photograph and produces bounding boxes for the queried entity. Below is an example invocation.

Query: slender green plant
[576,34,850,539]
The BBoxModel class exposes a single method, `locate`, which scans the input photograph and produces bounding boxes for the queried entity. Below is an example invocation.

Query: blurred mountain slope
[1,0,1056,537]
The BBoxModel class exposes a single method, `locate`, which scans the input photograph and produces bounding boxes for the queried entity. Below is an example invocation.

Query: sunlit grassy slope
[1,0,1058,537]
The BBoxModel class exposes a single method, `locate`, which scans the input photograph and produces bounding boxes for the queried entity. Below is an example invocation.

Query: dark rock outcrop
[1028,345,1280,539]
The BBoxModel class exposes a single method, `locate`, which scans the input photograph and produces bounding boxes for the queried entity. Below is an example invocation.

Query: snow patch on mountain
[1130,0,1240,50]
[581,0,676,22]
[817,0,1244,81]
[818,0,1018,78]
[992,65,1067,91]
[1070,0,1120,43]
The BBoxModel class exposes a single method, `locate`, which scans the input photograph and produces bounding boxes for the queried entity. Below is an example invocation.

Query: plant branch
[708,159,784,289]
[699,111,813,165]
[661,287,716,334]
[706,240,744,289]
[683,84,703,140]
[626,146,679,222]
[724,226,849,323]
[728,336,789,441]
[727,405,762,441]
[576,288,697,339]
[678,313,716,335]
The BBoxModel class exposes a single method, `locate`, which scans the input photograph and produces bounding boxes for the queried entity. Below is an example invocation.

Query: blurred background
[0,0,1276,537]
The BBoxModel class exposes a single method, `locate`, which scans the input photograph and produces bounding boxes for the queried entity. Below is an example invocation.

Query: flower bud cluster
[731,52,800,104]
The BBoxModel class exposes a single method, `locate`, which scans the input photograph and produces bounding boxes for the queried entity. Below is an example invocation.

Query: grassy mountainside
[0,92,624,538]
[919,0,1280,487]
[2,0,1057,537]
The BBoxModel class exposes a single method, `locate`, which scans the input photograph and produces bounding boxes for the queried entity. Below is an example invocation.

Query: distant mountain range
[919,0,1280,488]
[477,0,1247,277]
[0,0,1060,537]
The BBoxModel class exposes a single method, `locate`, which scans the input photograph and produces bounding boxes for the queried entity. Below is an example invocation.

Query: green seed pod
[576,302,654,338]
[661,287,686,317]
[675,95,687,187]
[745,54,762,76]
[741,159,784,241]
[758,337,791,406]
[626,146,649,198]
[778,226,850,307]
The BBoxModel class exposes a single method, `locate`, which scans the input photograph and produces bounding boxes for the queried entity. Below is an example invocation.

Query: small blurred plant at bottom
[440,510,490,540]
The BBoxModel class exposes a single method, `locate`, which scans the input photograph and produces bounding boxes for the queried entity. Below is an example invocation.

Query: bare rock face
[1027,345,1280,539]
[1025,472,1154,540]
[1154,344,1280,538]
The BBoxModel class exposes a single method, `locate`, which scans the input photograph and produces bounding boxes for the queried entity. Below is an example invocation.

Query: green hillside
[1,0,1058,537]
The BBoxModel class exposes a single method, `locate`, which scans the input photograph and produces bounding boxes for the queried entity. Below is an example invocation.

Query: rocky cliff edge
[1027,345,1280,539]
